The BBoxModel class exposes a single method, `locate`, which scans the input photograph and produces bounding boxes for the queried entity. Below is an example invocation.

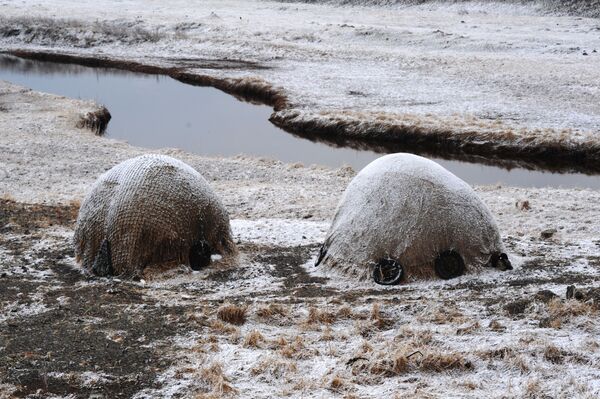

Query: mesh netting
[73,154,235,277]
[317,153,507,281]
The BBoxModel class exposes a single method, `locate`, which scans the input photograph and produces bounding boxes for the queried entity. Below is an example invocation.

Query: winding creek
[1,54,598,189]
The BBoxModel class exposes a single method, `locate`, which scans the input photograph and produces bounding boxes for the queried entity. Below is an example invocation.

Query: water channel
[1,54,598,189]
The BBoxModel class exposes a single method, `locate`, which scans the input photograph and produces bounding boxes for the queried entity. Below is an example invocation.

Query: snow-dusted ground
[1,1,600,397]
[1,78,600,397]
[0,0,599,162]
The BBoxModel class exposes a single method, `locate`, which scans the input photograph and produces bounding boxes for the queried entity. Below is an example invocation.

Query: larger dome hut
[316,153,511,284]
[74,154,236,277]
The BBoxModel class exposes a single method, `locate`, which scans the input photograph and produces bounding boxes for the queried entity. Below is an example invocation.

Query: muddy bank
[273,110,600,174]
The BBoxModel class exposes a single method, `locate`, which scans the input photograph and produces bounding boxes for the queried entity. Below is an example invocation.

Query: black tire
[189,240,212,271]
[434,250,465,280]
[372,258,403,285]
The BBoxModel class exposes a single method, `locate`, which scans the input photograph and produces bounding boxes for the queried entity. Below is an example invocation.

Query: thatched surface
[318,153,506,281]
[73,154,235,277]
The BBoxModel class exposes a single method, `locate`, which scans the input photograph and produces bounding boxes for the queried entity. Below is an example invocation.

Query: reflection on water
[1,54,598,189]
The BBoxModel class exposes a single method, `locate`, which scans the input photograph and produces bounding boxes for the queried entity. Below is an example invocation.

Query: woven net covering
[74,154,235,277]
[317,153,506,282]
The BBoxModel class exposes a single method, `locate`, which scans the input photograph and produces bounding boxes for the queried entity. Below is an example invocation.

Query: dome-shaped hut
[316,153,511,284]
[74,154,236,277]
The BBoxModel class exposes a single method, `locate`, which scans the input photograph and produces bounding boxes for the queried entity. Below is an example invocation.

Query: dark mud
[0,200,340,397]
[1,198,596,397]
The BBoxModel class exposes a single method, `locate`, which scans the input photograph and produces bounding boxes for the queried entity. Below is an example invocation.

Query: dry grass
[198,362,237,398]
[306,307,335,325]
[255,303,289,320]
[243,330,265,348]
[549,298,594,319]
[525,379,542,397]
[418,352,473,373]
[370,303,393,329]
[0,16,164,47]
[360,340,373,354]
[368,351,410,377]
[539,298,596,329]
[217,304,247,326]
[427,305,467,325]
[543,344,564,364]
[394,328,433,347]
[337,306,355,319]
[478,347,516,360]
[320,326,335,341]
[488,319,506,332]
[0,193,15,201]
[279,336,313,360]
[367,347,472,378]
[329,375,346,392]
[250,356,297,379]
[456,321,481,335]
[210,320,238,335]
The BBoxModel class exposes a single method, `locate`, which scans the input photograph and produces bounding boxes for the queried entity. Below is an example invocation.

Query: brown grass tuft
[306,307,336,325]
[329,375,346,391]
[244,330,265,348]
[337,306,355,319]
[418,352,473,373]
[456,321,481,335]
[394,328,433,347]
[279,336,312,360]
[210,320,238,335]
[370,303,393,329]
[198,362,237,397]
[250,356,297,379]
[321,327,335,342]
[360,340,373,354]
[369,352,409,377]
[539,298,595,329]
[217,304,247,326]
[429,306,467,324]
[525,379,541,397]
[543,344,564,364]
[76,106,111,135]
[549,298,594,319]
[256,303,289,320]
[460,381,479,390]
[488,319,506,332]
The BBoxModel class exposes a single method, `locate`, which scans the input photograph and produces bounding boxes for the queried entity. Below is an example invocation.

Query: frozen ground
[1,1,600,397]
[0,0,599,165]
[1,79,600,397]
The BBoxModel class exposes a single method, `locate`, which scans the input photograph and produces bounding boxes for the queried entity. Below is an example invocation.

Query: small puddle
[1,54,598,189]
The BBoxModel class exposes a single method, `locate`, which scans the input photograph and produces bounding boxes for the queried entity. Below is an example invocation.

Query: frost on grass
[317,153,509,282]
[0,16,165,47]
[73,154,236,278]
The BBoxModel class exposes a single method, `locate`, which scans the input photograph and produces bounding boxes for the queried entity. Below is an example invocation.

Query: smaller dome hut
[74,154,236,277]
[316,153,511,284]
